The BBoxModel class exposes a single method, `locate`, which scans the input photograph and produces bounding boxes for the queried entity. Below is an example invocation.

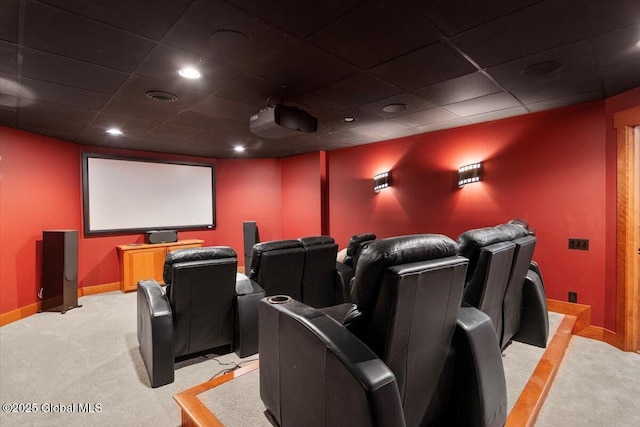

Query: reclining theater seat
[494,223,538,348]
[137,246,240,388]
[260,234,508,427]
[299,236,339,308]
[342,232,377,268]
[349,234,469,426]
[457,227,516,339]
[259,297,405,427]
[248,239,305,301]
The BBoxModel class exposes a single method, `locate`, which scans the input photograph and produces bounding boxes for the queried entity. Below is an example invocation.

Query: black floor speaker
[243,221,259,269]
[41,230,81,313]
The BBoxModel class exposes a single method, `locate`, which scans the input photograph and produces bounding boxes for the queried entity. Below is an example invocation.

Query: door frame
[613,105,640,352]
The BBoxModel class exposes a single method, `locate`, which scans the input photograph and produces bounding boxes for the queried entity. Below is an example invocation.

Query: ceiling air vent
[145,91,178,102]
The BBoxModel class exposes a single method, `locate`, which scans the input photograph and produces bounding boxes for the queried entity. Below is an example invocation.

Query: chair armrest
[234,274,265,358]
[513,270,549,348]
[335,262,355,303]
[137,280,174,388]
[259,297,405,427]
[450,306,507,427]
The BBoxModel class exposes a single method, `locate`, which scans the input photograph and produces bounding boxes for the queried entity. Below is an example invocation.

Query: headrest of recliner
[346,233,377,256]
[163,246,236,284]
[456,227,510,259]
[249,239,304,278]
[299,235,335,247]
[494,223,530,240]
[351,234,458,312]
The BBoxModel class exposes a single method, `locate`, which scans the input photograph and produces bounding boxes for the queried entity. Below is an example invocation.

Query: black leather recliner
[261,234,508,427]
[457,227,516,339]
[494,223,538,348]
[335,232,377,303]
[299,236,339,308]
[260,296,405,427]
[137,246,264,388]
[248,240,305,301]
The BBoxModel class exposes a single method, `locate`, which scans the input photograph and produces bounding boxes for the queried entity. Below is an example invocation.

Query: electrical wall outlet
[568,238,589,250]
[568,291,578,303]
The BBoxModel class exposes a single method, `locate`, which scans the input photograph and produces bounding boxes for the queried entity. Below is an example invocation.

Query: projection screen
[82,153,216,235]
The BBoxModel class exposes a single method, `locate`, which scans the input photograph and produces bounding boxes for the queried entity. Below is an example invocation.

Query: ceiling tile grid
[0,0,638,158]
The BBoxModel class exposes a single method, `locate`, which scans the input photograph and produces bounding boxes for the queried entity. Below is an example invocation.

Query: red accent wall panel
[281,152,323,239]
[215,158,282,268]
[0,127,81,314]
[328,102,609,326]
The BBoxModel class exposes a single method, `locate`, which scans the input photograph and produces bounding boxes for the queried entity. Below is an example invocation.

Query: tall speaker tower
[41,230,81,313]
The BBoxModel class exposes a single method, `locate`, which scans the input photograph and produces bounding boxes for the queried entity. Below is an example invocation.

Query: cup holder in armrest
[267,295,293,304]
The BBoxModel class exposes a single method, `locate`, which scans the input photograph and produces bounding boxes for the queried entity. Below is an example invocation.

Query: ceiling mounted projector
[250,104,318,139]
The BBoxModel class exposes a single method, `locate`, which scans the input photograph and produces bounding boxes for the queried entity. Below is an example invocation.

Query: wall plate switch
[568,291,578,303]
[568,238,589,250]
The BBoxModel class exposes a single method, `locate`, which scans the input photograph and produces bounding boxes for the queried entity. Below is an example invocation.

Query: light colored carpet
[537,335,640,426]
[4,291,636,426]
[0,291,250,427]
[502,311,563,412]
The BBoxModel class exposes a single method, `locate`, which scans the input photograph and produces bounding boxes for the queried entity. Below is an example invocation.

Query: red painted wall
[328,102,609,326]
[0,127,284,314]
[281,152,323,239]
[0,128,81,314]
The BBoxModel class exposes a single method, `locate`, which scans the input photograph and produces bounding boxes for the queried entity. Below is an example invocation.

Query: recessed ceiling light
[343,117,355,123]
[178,67,202,79]
[382,103,408,113]
[234,146,245,152]
[106,128,123,136]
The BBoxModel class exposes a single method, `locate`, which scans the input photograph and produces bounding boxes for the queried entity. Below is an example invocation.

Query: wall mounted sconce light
[374,171,391,192]
[458,163,482,187]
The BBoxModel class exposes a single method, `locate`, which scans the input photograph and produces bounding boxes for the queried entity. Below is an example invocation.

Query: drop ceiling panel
[0,0,19,43]
[39,0,193,40]
[19,112,87,132]
[359,93,435,119]
[351,120,410,137]
[114,76,209,109]
[511,70,603,104]
[312,73,403,107]
[485,41,596,89]
[135,45,243,93]
[309,0,441,69]
[465,106,529,124]
[392,107,460,127]
[226,0,366,38]
[442,92,522,117]
[84,112,159,134]
[20,77,110,110]
[188,95,258,121]
[167,111,236,131]
[452,0,592,68]
[214,74,283,108]
[21,47,129,94]
[526,90,603,112]
[102,97,177,122]
[592,24,640,67]
[0,41,18,74]
[411,0,541,37]
[18,99,97,123]
[583,0,640,34]
[254,42,359,93]
[371,41,477,90]
[413,72,502,106]
[164,0,296,70]
[23,1,155,72]
[601,59,640,92]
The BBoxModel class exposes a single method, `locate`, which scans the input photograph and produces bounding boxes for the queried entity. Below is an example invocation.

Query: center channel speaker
[145,230,178,244]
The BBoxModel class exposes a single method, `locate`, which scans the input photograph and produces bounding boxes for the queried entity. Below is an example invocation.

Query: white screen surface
[83,155,215,234]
